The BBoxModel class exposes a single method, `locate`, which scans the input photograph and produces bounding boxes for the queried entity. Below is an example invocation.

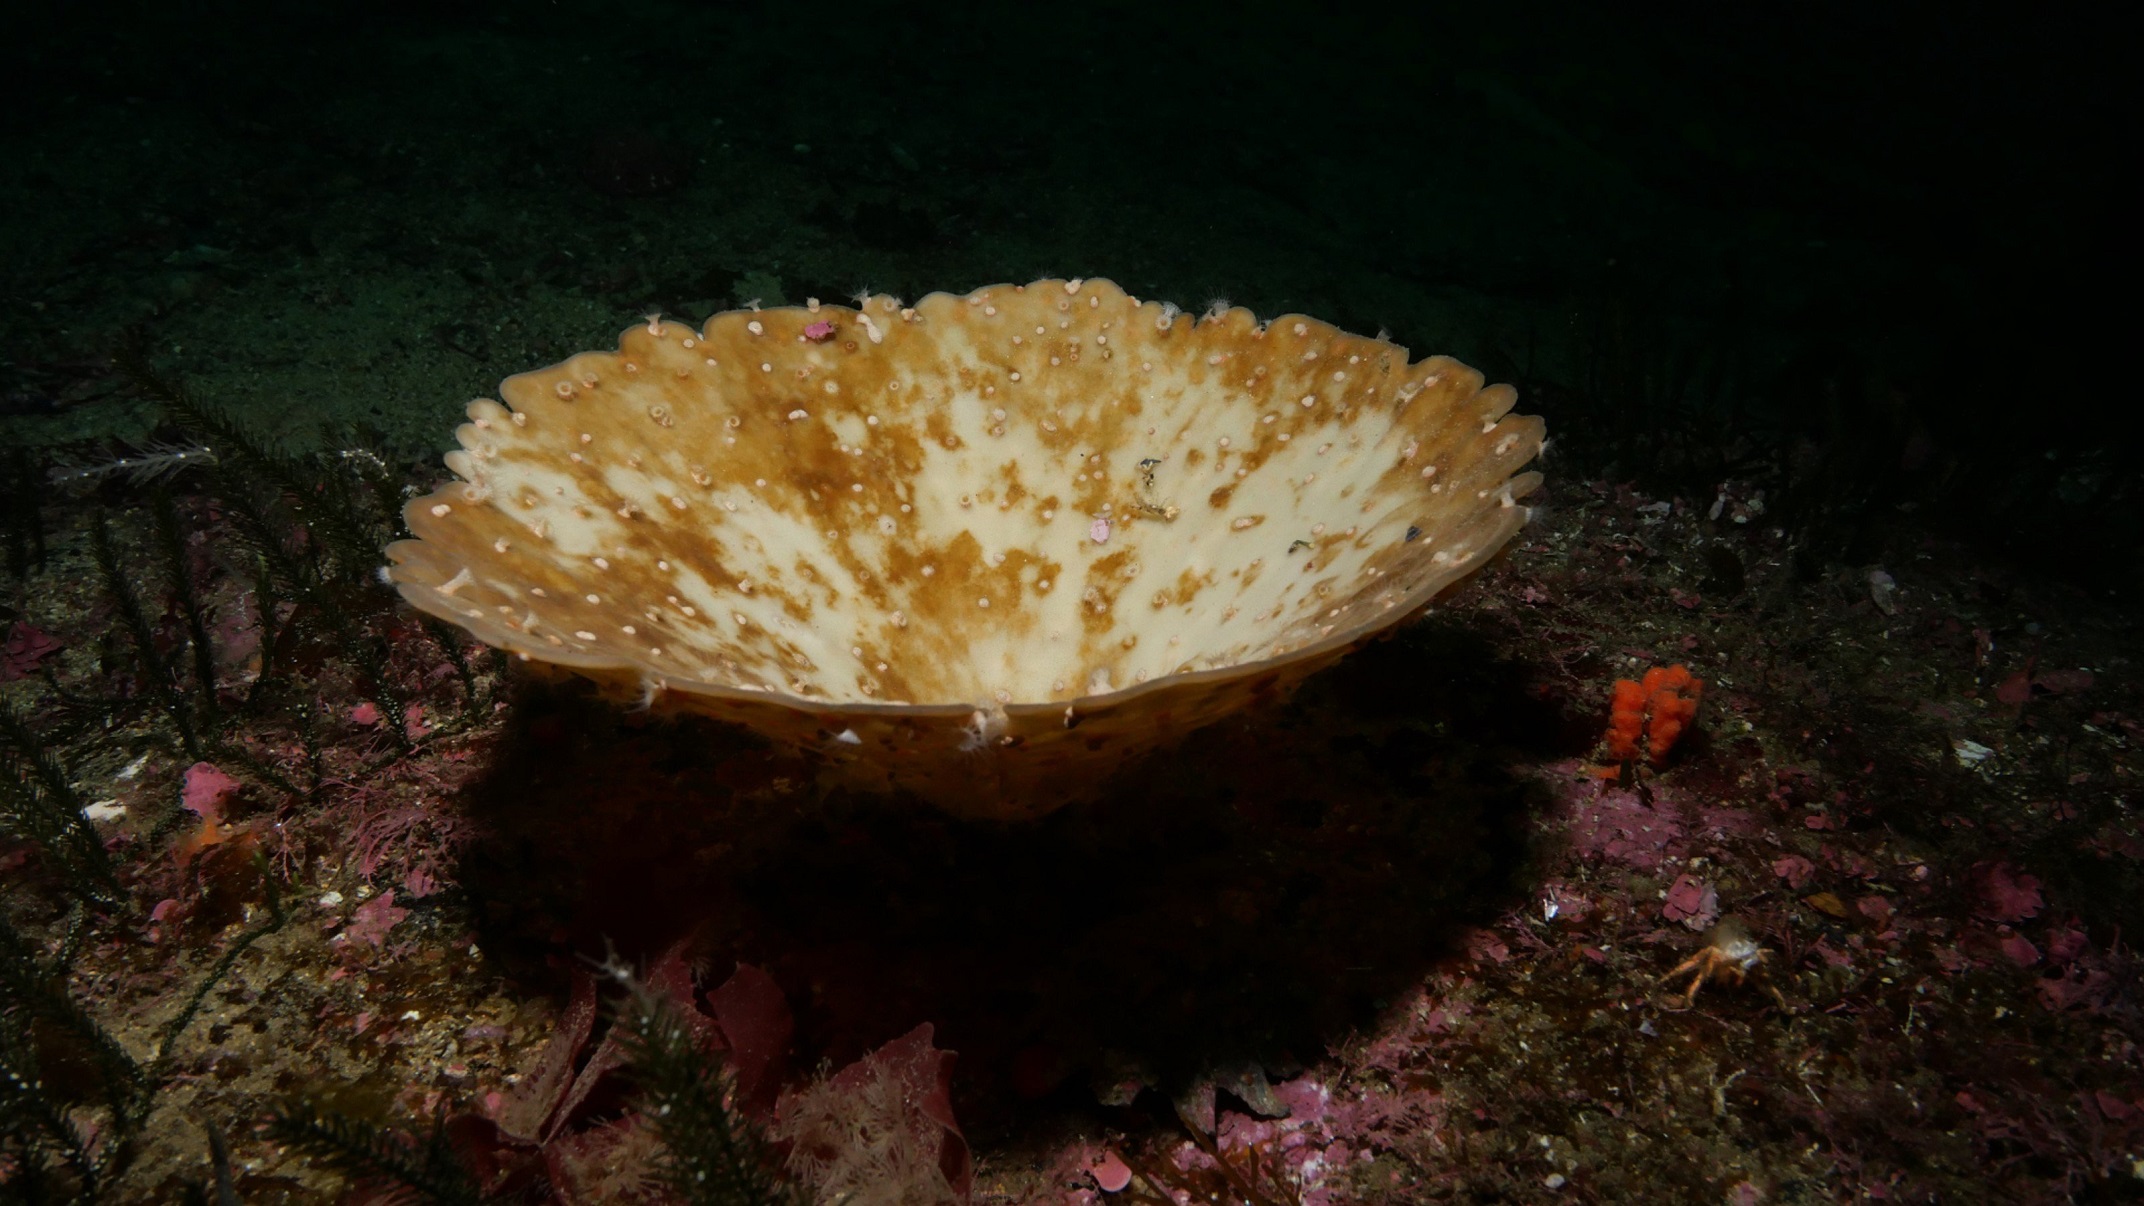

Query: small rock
[1866,567,1899,614]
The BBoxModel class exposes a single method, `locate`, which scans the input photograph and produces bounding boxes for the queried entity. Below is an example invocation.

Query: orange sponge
[1605,678,1651,762]
[1602,664,1704,766]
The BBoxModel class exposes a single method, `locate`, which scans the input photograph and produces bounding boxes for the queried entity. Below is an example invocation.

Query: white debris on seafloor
[1867,567,1900,615]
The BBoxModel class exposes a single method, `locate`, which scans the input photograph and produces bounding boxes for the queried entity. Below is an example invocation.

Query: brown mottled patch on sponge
[385,279,1545,819]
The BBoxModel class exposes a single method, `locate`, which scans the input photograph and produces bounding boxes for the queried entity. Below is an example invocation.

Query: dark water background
[3,1,2131,586]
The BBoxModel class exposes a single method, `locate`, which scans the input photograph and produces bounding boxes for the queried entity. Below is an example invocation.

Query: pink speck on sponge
[804,320,836,342]
[1090,517,1111,544]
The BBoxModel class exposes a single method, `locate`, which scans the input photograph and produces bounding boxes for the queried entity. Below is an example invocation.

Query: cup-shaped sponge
[386,279,1544,818]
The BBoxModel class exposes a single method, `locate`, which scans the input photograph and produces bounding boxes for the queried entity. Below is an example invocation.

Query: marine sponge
[1603,663,1704,766]
[385,279,1544,818]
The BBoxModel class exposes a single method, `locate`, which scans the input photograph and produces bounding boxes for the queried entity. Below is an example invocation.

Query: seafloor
[9,450,2144,1204]
[3,4,2137,1204]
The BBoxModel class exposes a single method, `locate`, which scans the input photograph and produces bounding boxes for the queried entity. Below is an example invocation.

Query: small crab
[1659,918,1778,1010]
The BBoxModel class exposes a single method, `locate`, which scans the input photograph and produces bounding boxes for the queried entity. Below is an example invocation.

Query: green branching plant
[242,556,287,710]
[339,612,416,756]
[613,973,798,1206]
[0,699,120,909]
[90,511,205,762]
[66,422,425,789]
[213,463,328,612]
[1,858,289,1198]
[1,446,48,579]
[177,1123,242,1206]
[151,489,221,731]
[0,342,520,1200]
[0,912,149,1197]
[89,503,299,791]
[112,346,440,754]
[29,668,130,749]
[420,617,484,712]
[2,1022,98,1200]
[265,1099,486,1206]
[114,341,396,586]
[293,697,327,797]
[109,342,508,758]
[267,959,801,1205]
[147,857,286,1085]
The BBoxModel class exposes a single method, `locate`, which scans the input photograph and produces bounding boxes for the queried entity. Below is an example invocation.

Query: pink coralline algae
[1464,927,1512,964]
[803,320,836,342]
[1564,786,1683,869]
[1166,1070,1448,1204]
[181,762,242,822]
[1994,663,2094,705]
[0,623,61,681]
[1772,854,1816,889]
[1977,862,2045,922]
[346,890,409,947]
[1999,932,2041,967]
[1084,1149,1133,1193]
[1661,873,1720,929]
